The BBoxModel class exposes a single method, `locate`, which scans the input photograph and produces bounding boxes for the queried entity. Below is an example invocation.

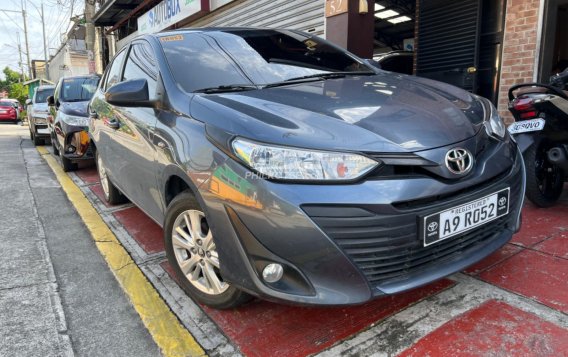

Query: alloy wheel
[171,209,228,295]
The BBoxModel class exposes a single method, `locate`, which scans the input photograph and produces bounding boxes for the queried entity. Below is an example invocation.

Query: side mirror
[25,99,32,105]
[105,79,153,107]
[47,95,54,106]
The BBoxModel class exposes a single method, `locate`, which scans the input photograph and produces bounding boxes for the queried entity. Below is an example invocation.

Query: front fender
[512,133,536,153]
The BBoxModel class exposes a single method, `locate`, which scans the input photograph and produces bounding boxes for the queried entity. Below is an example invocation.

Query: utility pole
[16,32,24,82]
[85,0,96,74]
[21,0,32,79]
[41,3,49,80]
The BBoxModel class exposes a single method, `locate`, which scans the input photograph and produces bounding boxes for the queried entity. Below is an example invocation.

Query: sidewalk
[0,127,159,357]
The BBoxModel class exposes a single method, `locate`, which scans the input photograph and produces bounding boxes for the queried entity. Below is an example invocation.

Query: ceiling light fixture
[375,9,399,19]
[374,3,385,12]
[388,15,412,24]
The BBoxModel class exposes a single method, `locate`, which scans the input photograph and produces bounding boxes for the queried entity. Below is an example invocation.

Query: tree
[0,67,28,104]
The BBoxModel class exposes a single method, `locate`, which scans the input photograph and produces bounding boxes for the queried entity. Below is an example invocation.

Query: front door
[110,41,162,222]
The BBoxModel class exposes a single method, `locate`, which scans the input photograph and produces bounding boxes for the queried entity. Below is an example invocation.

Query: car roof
[60,75,100,81]
[150,27,302,40]
[37,85,55,90]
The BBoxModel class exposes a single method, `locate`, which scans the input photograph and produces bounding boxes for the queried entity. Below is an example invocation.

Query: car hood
[190,73,485,153]
[60,101,89,117]
[33,103,49,112]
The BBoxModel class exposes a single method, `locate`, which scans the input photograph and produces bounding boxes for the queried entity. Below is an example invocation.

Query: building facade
[47,25,91,83]
[92,0,567,122]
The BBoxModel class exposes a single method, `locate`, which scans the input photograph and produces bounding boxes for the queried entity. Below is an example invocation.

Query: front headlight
[232,138,379,181]
[481,97,506,139]
[59,112,89,127]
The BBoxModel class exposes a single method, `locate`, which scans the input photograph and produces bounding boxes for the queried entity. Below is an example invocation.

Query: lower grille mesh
[305,170,522,288]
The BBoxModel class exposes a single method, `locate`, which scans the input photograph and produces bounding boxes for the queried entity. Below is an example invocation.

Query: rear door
[416,0,482,92]
[109,41,162,221]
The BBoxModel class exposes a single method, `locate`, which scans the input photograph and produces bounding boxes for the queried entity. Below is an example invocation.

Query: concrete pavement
[0,123,160,357]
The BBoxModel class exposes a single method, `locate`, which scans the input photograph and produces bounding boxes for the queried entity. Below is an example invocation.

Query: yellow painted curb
[37,146,206,357]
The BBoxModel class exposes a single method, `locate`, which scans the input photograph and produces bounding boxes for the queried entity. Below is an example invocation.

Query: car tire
[51,136,60,156]
[164,191,251,309]
[524,139,564,208]
[32,132,44,146]
[96,151,127,205]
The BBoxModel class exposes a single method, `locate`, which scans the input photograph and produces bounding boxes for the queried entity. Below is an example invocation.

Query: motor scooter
[508,68,568,207]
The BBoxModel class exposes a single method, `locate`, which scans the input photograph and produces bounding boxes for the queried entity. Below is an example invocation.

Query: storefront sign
[325,0,348,18]
[138,0,202,34]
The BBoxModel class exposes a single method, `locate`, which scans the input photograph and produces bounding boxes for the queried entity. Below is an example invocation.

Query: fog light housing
[262,263,283,283]
[67,145,76,153]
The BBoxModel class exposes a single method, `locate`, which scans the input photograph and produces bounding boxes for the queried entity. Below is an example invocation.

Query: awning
[93,0,145,26]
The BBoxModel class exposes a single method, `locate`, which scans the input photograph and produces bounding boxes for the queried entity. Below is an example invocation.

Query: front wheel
[164,191,250,309]
[96,151,127,205]
[524,139,565,207]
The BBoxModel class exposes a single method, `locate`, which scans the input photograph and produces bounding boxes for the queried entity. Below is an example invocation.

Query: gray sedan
[89,28,524,309]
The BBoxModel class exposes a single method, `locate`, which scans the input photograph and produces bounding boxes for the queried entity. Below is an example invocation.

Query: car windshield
[60,77,100,102]
[0,101,13,107]
[160,29,374,93]
[35,88,54,103]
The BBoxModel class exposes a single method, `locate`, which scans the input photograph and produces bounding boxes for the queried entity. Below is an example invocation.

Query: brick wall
[497,0,542,123]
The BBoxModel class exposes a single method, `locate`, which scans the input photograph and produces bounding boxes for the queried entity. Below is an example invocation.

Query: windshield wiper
[193,84,259,94]
[264,71,376,88]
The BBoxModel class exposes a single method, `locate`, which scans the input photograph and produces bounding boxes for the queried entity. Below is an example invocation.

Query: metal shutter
[186,0,325,37]
[416,0,482,91]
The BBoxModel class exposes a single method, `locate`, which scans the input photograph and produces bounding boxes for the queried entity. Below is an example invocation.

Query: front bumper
[31,116,51,137]
[59,127,94,161]
[201,139,525,305]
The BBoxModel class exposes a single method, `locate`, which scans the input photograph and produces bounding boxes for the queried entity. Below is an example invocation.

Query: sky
[0,0,84,80]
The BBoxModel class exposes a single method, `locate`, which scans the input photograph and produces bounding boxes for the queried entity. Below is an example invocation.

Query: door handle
[103,118,120,130]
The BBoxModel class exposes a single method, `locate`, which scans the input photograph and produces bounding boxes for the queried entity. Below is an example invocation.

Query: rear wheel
[164,191,250,309]
[524,139,564,207]
[96,151,126,204]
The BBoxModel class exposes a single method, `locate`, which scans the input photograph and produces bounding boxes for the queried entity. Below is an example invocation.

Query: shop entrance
[372,0,506,103]
[538,0,568,80]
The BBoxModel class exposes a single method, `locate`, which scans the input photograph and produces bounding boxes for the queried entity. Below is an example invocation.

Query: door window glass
[123,42,158,98]
[105,50,127,90]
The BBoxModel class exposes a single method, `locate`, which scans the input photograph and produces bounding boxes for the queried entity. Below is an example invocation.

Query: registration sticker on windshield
[160,35,184,42]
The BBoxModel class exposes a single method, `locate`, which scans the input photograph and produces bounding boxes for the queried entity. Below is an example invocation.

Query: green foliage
[0,66,28,105]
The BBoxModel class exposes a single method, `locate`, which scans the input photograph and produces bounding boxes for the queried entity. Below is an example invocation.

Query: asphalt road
[0,122,160,357]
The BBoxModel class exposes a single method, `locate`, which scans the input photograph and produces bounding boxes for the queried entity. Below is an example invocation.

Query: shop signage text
[138,0,202,34]
[325,0,348,18]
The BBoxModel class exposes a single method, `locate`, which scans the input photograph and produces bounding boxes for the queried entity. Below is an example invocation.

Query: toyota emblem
[427,222,438,232]
[445,148,474,175]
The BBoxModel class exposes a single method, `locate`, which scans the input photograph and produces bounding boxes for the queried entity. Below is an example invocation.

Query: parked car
[27,85,55,145]
[90,28,524,309]
[3,98,23,120]
[47,75,100,171]
[372,51,414,75]
[0,100,19,123]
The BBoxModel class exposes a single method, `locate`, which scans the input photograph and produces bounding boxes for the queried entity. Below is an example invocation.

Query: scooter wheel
[524,140,564,208]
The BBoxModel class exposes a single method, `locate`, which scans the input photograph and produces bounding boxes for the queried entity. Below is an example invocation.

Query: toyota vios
[89,29,525,309]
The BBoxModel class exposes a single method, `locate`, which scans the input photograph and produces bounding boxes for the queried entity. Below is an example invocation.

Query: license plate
[422,188,510,246]
[37,128,50,135]
[508,118,545,134]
